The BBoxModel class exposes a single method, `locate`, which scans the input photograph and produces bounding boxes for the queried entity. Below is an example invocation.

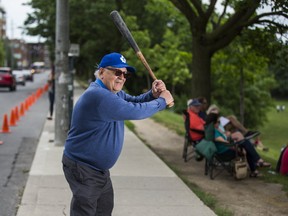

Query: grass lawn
[258,100,288,161]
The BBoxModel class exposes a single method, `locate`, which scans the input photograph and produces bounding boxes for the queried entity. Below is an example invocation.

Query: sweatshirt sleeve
[98,90,166,121]
[121,90,155,103]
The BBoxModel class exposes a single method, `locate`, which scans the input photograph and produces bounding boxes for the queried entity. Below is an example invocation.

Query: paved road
[0,71,50,216]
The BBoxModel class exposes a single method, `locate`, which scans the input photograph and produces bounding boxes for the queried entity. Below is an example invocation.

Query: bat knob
[167,101,174,108]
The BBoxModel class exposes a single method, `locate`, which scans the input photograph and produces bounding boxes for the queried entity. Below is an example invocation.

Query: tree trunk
[190,40,212,103]
[239,66,244,125]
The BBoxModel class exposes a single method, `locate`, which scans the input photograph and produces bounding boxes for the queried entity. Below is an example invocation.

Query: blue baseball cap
[98,52,136,73]
[189,99,202,106]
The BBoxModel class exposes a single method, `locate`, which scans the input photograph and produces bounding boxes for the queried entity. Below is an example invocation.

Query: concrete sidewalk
[16,83,216,216]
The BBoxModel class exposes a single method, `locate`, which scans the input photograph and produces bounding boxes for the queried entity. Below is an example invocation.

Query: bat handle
[167,101,174,108]
[136,52,157,80]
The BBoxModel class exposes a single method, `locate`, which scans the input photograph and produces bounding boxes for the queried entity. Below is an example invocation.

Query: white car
[21,69,34,81]
[12,70,26,86]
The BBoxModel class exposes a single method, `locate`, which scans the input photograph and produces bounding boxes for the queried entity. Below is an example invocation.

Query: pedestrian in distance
[276,105,281,112]
[47,66,55,120]
[62,52,174,216]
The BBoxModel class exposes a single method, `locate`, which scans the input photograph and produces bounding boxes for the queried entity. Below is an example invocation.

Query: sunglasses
[105,67,131,79]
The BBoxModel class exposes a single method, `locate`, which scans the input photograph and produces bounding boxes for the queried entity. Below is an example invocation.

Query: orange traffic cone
[25,99,29,111]
[14,107,19,122]
[28,95,34,106]
[44,83,49,91]
[20,103,25,117]
[35,88,41,98]
[9,109,17,126]
[1,114,11,133]
[32,93,36,104]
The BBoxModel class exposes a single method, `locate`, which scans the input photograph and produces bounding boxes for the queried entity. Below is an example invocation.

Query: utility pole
[55,0,72,146]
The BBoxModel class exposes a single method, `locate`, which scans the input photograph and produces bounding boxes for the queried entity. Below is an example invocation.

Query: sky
[0,0,42,43]
[0,1,285,43]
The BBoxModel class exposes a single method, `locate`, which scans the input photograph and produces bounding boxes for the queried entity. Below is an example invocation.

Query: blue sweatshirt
[64,79,166,171]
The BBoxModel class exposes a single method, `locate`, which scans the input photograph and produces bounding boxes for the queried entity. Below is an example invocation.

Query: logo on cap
[120,55,126,63]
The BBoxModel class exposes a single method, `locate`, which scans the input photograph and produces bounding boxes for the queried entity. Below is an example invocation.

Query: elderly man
[187,99,205,142]
[62,52,173,216]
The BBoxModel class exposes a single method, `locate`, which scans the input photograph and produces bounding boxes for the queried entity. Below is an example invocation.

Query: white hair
[187,99,193,107]
[94,69,100,78]
[206,104,220,115]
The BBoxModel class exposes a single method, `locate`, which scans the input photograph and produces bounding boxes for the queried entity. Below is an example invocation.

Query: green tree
[24,0,56,62]
[0,39,5,65]
[121,13,192,96]
[270,42,288,98]
[116,0,193,94]
[170,0,288,102]
[23,0,287,127]
[24,0,193,91]
[154,29,192,94]
[211,37,276,128]
[24,0,121,79]
[234,28,288,99]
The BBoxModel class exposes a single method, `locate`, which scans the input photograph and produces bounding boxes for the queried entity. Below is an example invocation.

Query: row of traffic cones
[0,84,49,138]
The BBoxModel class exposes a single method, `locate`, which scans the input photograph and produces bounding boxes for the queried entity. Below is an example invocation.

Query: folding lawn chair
[196,123,247,180]
[182,110,204,162]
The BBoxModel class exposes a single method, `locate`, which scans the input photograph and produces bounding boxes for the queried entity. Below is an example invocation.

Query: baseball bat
[110,10,174,107]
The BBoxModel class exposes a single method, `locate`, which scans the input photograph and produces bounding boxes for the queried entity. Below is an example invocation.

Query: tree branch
[253,11,288,20]
[208,26,242,53]
[170,0,197,24]
[206,0,217,19]
[216,0,230,28]
[190,0,205,17]
[203,0,217,29]
[248,19,288,31]
[244,11,288,27]
[208,1,260,41]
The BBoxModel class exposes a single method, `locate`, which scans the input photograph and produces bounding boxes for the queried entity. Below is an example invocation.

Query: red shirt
[188,109,205,141]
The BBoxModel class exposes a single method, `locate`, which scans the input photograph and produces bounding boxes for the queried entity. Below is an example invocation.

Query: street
[0,70,50,216]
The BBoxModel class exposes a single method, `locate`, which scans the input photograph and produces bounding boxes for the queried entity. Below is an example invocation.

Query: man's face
[100,67,130,93]
[190,105,201,114]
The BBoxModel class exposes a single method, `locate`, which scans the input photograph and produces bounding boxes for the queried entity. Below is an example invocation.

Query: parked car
[19,69,34,81]
[12,70,26,86]
[0,67,17,91]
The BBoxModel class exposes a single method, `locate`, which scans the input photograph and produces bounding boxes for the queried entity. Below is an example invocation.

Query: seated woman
[205,113,270,177]
[206,104,260,140]
[206,104,269,151]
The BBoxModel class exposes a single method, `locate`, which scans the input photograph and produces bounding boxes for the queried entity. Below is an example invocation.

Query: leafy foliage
[169,0,288,101]
[270,43,288,97]
[211,37,276,128]
[0,40,5,65]
[22,0,287,128]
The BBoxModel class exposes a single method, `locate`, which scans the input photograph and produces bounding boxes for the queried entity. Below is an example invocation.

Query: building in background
[0,3,6,39]
[0,2,50,69]
[9,39,28,68]
[26,43,50,68]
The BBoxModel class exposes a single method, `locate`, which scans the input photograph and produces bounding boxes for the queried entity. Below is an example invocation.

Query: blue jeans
[62,155,114,216]
[239,140,260,172]
[219,140,260,172]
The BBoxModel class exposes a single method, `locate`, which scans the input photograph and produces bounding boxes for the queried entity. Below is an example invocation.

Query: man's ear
[99,68,104,79]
